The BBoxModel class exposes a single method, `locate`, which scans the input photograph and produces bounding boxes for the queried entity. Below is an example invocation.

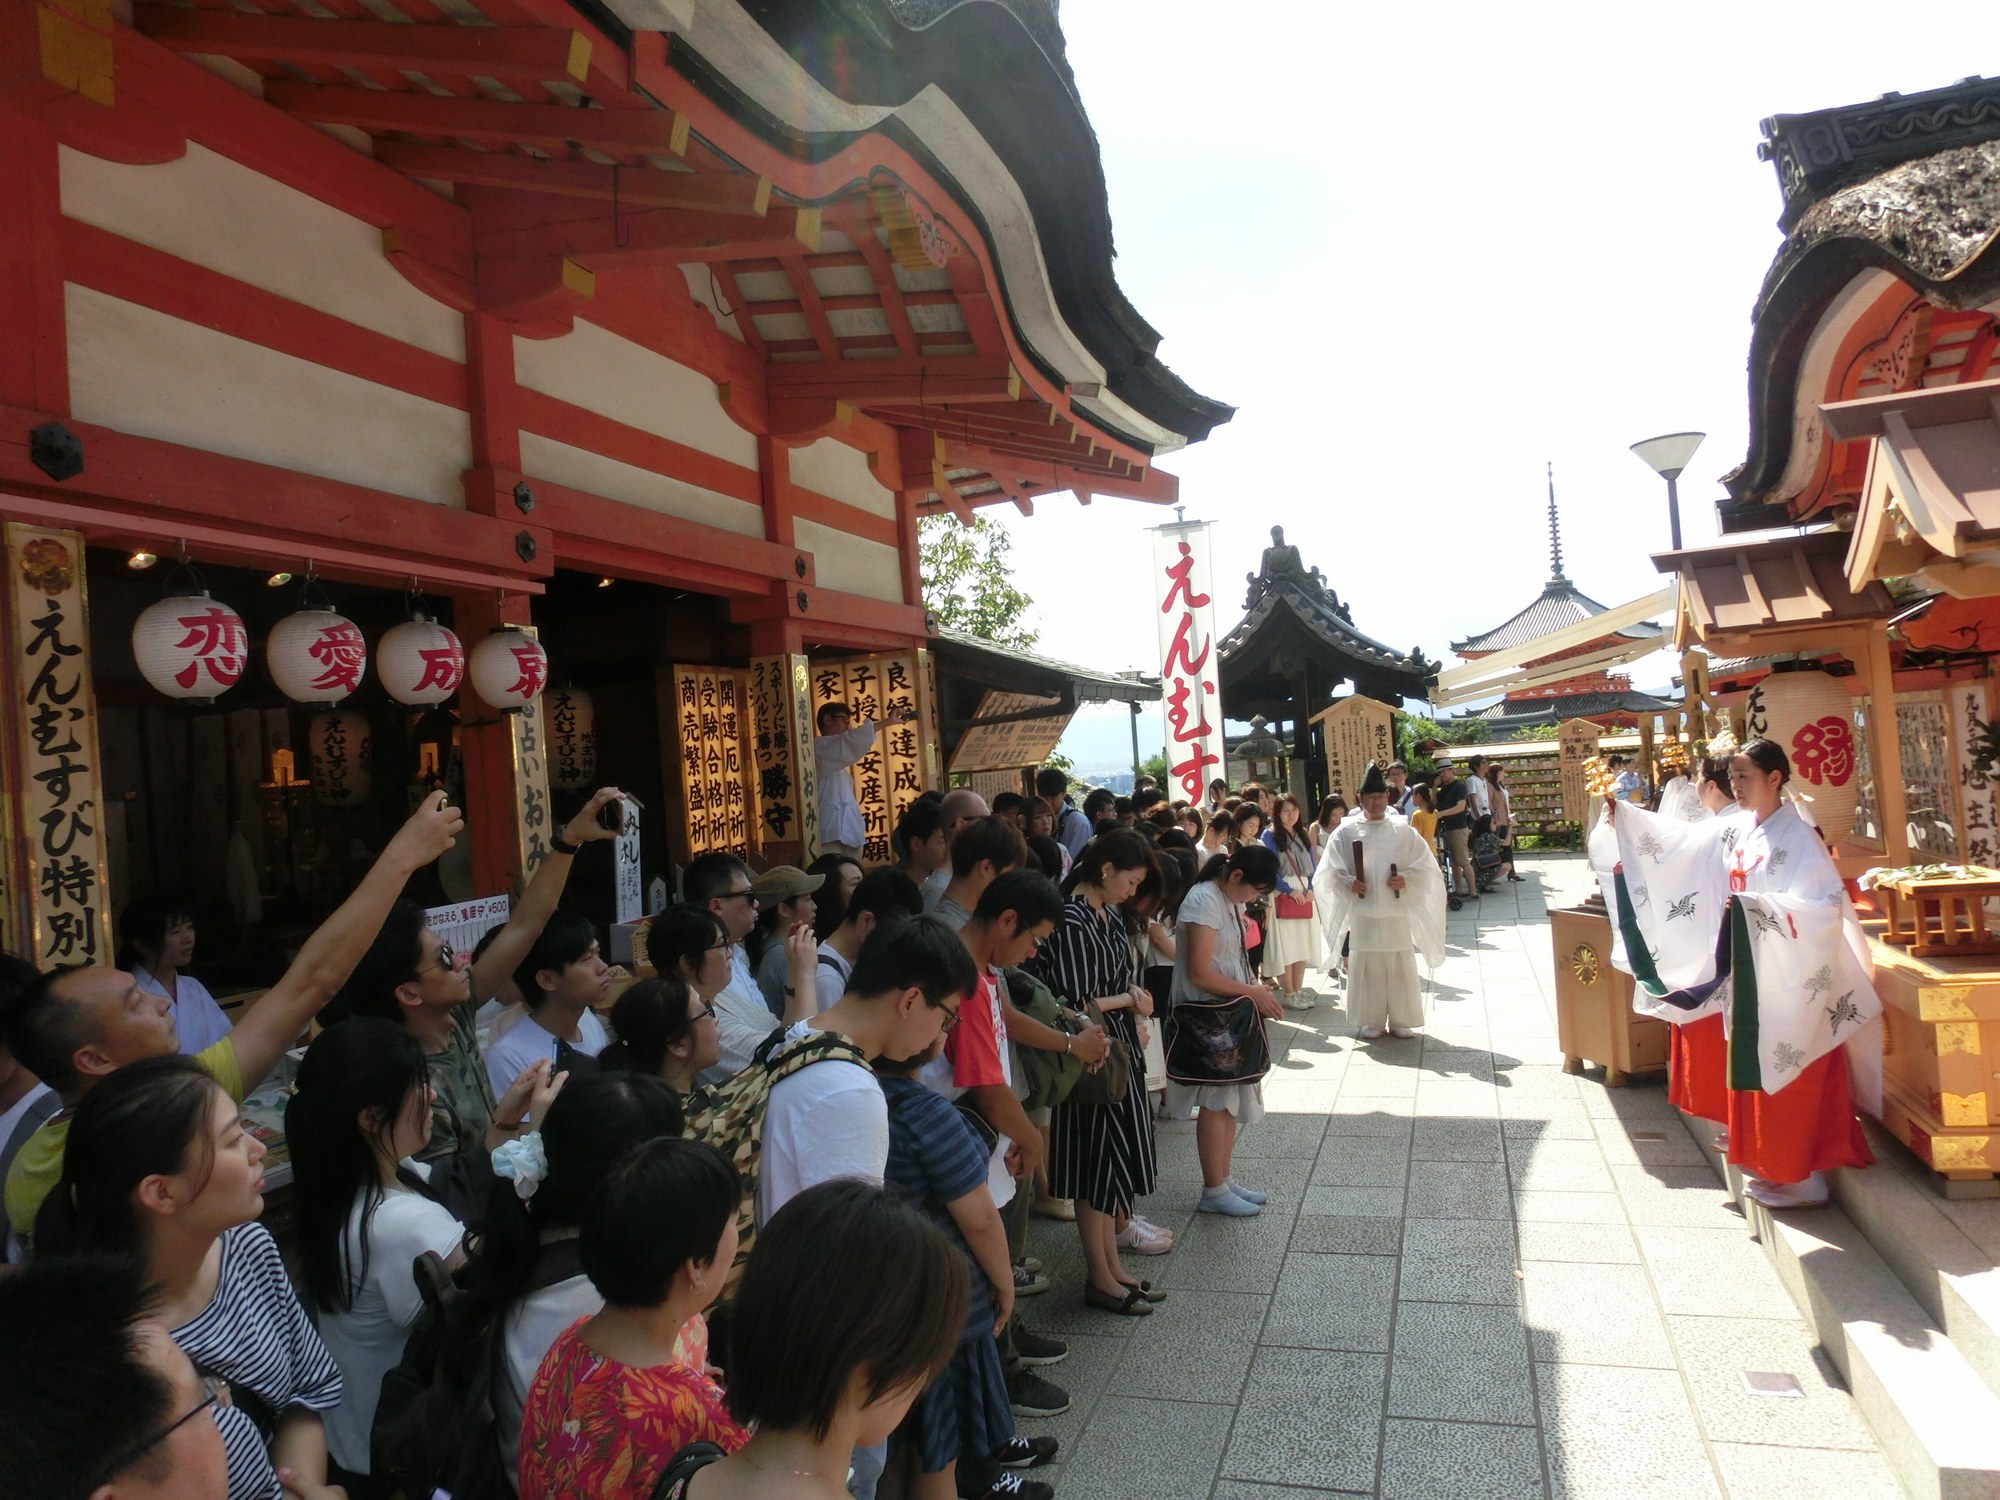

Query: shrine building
[0,0,1226,976]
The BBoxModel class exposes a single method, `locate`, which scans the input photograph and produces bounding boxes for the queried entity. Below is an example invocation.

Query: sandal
[1085,1284,1154,1316]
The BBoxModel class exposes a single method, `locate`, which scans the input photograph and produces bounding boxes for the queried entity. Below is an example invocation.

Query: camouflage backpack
[684,1026,871,1294]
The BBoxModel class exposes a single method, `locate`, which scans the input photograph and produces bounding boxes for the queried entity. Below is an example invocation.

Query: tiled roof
[1451,578,1666,654]
[1456,688,1678,730]
[1218,583,1434,689]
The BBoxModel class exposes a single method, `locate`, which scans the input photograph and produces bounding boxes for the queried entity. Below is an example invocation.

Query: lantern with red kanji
[268,609,368,706]
[308,708,373,806]
[547,686,597,789]
[469,627,547,713]
[1745,668,1860,842]
[377,615,465,706]
[132,592,248,702]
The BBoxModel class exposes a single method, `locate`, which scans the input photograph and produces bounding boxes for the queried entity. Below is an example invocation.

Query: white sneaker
[1116,1217,1175,1255]
[1284,989,1315,1011]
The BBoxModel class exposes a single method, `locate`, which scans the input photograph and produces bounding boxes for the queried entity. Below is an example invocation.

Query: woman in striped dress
[1027,830,1163,1317]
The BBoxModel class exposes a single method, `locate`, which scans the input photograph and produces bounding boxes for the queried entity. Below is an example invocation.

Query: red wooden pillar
[0,111,67,413]
[454,589,539,898]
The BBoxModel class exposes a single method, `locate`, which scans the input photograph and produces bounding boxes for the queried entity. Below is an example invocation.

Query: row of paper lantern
[302,687,597,807]
[131,594,549,714]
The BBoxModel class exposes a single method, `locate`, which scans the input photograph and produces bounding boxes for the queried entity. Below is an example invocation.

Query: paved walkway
[1015,851,1900,1500]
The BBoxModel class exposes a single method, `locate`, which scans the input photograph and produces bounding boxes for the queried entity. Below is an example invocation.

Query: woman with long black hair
[286,1019,470,1496]
[1024,830,1162,1317]
[37,1056,344,1500]
[1170,844,1287,1216]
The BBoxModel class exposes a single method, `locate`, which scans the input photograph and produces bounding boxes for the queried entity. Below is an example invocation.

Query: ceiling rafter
[778,254,840,361]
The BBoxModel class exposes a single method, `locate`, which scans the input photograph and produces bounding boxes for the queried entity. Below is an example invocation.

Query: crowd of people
[0,755,1424,1500]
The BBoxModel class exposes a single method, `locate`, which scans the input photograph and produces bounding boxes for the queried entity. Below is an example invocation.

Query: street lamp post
[1628,431,1706,551]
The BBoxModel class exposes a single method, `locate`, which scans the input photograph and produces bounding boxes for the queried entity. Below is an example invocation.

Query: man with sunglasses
[0,1253,230,1500]
[4,796,463,1249]
[683,850,811,1082]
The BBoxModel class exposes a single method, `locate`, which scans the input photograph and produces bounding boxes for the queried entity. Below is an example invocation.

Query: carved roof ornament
[1245,525,1336,612]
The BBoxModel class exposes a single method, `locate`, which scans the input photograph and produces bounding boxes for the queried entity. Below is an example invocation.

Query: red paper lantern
[377,615,465,706]
[469,627,547,713]
[132,592,247,702]
[1746,669,1860,842]
[268,609,368,706]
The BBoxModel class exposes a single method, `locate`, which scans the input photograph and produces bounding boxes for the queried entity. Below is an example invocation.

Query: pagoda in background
[1448,468,1673,736]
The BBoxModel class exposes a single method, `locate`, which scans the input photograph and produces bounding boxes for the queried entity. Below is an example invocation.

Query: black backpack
[370,1236,583,1500]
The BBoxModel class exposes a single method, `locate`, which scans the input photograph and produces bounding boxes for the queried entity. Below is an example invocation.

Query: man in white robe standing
[1316,763,1448,1039]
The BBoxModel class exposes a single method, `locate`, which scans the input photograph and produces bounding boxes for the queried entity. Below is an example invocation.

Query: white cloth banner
[1150,522,1228,803]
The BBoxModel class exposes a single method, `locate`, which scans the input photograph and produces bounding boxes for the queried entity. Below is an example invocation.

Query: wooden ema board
[1312,694,1395,804]
[1870,932,2000,1188]
[670,665,752,859]
[809,655,925,865]
[949,689,1066,774]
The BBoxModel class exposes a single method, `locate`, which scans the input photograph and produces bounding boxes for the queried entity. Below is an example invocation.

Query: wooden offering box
[1875,869,2000,960]
[1552,903,1668,1087]
[1870,931,2000,1194]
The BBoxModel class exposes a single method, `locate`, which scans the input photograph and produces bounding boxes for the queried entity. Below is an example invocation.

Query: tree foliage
[1139,752,1169,785]
[1395,712,1484,776]
[919,515,1038,650]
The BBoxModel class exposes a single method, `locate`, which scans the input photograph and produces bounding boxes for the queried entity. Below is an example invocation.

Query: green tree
[1139,752,1169,785]
[1395,712,1483,776]
[919,514,1038,650]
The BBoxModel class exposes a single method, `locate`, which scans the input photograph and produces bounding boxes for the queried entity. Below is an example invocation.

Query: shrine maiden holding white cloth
[1314,763,1447,1039]
[1590,737,1879,1208]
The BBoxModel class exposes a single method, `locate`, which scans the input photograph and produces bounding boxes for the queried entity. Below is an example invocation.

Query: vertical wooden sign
[4,525,113,968]
[808,653,932,865]
[671,665,755,860]
[749,654,814,864]
[1949,680,1999,868]
[1313,695,1395,803]
[1558,717,1604,823]
[509,686,552,880]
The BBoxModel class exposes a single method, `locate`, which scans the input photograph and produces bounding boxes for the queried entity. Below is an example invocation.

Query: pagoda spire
[1546,461,1568,583]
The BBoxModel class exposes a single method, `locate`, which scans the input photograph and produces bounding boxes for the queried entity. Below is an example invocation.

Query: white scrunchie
[492,1131,548,1201]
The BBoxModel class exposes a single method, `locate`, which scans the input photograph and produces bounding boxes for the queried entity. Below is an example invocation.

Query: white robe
[1314,816,1448,1029]
[1587,800,1882,1109]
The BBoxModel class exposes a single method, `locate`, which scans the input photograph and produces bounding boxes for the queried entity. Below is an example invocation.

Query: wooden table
[1552,903,1668,1087]
[1874,870,2000,959]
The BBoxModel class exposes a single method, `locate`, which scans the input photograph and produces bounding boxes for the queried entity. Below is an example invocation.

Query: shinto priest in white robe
[1314,810,1447,1031]
[1586,798,1882,1111]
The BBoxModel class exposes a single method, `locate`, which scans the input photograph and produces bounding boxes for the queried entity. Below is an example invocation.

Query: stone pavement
[1013,851,1902,1500]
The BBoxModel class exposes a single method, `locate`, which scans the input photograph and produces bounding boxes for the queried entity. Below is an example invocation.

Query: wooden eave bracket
[0,1,184,164]
[375,143,771,218]
[132,9,593,86]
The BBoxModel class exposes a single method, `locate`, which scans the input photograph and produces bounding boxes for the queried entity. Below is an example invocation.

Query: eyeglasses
[937,998,962,1032]
[690,1001,717,1022]
[89,1375,230,1491]
[718,889,759,906]
[417,940,456,978]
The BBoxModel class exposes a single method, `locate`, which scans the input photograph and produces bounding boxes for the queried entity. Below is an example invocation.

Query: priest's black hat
[1357,761,1388,796]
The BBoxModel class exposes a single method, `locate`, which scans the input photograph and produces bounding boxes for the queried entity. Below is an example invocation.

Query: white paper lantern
[377,616,465,706]
[469,627,547,713]
[269,608,368,706]
[132,592,247,702]
[308,709,372,805]
[547,686,597,789]
[1746,669,1861,842]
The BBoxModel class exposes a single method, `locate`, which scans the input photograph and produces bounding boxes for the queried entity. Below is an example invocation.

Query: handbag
[1273,841,1314,921]
[1165,995,1271,1087]
[1064,1000,1133,1107]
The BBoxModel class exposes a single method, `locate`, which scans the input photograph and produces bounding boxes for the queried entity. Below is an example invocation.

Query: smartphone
[598,797,625,835]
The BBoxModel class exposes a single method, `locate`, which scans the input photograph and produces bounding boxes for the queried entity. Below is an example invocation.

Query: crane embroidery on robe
[1827,991,1863,1034]
[1772,1041,1807,1074]
[1666,894,1699,921]
[1748,906,1786,938]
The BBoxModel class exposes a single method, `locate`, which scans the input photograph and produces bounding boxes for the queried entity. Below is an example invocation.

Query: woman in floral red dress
[518,1138,747,1500]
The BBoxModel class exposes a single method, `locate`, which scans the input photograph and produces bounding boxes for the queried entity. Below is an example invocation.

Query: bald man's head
[938,789,990,833]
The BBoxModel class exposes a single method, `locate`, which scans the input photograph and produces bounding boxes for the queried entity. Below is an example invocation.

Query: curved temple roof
[662,0,1233,454]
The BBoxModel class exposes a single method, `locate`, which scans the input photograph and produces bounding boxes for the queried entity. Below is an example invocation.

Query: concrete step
[1833,1119,2000,1406]
[1676,1111,2000,1500]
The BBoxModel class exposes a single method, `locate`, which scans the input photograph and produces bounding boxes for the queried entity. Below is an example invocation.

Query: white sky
[1002,2,1992,774]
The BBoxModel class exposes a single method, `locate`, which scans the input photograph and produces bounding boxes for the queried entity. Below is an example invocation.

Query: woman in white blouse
[119,897,234,1055]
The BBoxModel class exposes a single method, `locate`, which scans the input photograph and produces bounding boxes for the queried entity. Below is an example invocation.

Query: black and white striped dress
[1031,895,1158,1215]
[171,1222,343,1500]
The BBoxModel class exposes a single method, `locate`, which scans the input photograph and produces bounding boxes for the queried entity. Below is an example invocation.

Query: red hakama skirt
[1668,1012,1728,1124]
[1724,1043,1873,1185]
